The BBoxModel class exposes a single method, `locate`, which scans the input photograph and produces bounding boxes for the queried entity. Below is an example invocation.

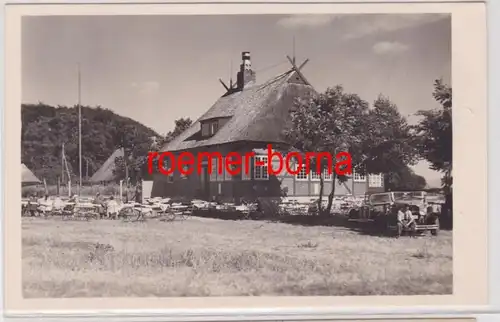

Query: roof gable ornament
[286,55,310,86]
[219,59,240,95]
[218,51,311,95]
[219,78,232,92]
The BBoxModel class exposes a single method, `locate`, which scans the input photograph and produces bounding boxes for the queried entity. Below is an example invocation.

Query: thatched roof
[161,68,316,153]
[21,163,41,184]
[88,148,124,183]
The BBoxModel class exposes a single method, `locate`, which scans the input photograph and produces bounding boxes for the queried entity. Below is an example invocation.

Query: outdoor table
[171,204,188,211]
[72,203,100,219]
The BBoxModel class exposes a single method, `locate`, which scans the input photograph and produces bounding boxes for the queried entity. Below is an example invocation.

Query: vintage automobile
[347,191,441,236]
[346,194,383,221]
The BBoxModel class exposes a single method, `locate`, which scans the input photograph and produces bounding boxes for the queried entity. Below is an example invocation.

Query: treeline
[283,79,452,214]
[21,103,160,184]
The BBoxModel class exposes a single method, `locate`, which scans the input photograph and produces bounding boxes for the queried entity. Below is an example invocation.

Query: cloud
[342,14,449,39]
[372,41,410,55]
[130,81,160,94]
[276,14,338,29]
[276,13,449,39]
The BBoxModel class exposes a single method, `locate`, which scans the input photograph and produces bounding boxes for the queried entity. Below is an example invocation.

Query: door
[200,165,210,200]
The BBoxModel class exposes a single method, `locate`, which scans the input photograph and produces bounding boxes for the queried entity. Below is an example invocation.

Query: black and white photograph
[18,12,456,299]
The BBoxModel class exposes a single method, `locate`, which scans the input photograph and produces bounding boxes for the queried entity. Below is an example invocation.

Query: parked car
[347,191,441,236]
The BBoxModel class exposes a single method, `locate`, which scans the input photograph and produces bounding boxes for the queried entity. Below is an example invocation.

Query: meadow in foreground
[22,216,452,297]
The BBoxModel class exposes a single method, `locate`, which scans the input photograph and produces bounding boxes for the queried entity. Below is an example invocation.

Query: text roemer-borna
[148,145,352,177]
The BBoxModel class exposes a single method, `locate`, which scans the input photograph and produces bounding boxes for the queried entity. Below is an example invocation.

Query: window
[310,167,332,181]
[162,157,170,171]
[220,156,236,181]
[202,120,220,137]
[180,165,189,179]
[201,123,210,137]
[368,174,383,187]
[323,168,332,181]
[224,157,233,181]
[220,157,227,180]
[242,157,251,180]
[296,163,308,181]
[209,157,223,182]
[254,156,268,180]
[310,167,322,181]
[271,157,285,175]
[210,121,219,136]
[353,171,366,182]
[163,158,174,183]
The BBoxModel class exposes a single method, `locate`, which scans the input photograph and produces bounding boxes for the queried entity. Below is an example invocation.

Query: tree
[21,103,158,184]
[414,79,452,226]
[282,91,332,212]
[113,117,194,182]
[384,165,427,191]
[284,88,420,215]
[150,117,193,170]
[414,79,452,192]
[284,85,369,214]
[165,118,193,143]
[360,95,420,182]
[112,123,155,183]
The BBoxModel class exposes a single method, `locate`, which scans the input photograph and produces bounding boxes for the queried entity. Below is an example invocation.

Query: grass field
[22,216,453,298]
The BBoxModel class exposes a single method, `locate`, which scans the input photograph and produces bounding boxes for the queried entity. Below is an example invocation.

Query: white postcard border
[1,0,497,321]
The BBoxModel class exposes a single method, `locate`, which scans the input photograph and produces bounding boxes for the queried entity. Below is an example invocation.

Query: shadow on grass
[192,209,380,235]
[276,215,399,237]
[191,209,452,237]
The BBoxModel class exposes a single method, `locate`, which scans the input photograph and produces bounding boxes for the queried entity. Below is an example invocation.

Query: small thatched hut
[88,148,124,184]
[21,163,41,186]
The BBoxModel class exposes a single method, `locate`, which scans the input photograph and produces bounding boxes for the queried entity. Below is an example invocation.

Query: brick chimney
[236,51,256,90]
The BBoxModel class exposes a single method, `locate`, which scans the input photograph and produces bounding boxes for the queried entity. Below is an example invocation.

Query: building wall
[283,173,383,197]
[151,144,384,201]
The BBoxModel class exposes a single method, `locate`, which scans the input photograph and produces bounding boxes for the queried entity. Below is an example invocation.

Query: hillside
[21,103,159,184]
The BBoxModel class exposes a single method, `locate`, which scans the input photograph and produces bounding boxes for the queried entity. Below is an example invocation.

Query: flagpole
[61,142,65,183]
[77,63,82,196]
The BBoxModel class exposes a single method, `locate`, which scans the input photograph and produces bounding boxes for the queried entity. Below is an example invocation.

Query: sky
[22,14,451,187]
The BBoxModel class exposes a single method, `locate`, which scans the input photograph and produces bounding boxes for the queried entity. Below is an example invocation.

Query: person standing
[106,196,119,219]
[28,193,38,217]
[134,184,142,204]
[134,182,145,221]
[93,192,105,218]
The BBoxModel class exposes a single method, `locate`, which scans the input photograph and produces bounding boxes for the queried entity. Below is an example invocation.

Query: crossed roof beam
[218,54,310,92]
[286,55,310,86]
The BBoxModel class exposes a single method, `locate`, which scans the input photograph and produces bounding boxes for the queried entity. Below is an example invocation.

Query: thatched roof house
[161,66,314,153]
[154,52,384,201]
